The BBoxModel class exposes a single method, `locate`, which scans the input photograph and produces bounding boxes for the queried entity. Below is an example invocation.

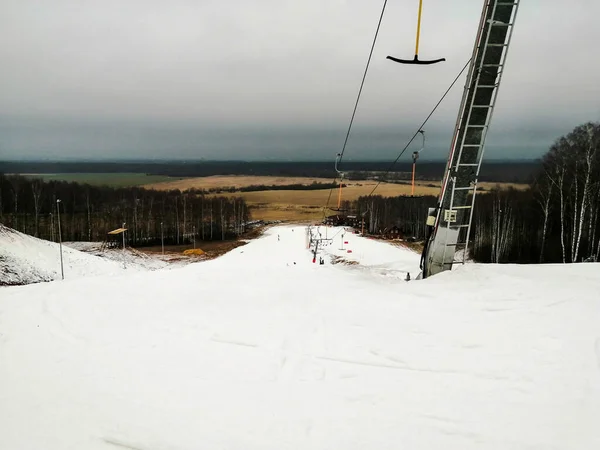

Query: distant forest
[0,160,539,183]
[200,182,339,194]
[0,175,249,246]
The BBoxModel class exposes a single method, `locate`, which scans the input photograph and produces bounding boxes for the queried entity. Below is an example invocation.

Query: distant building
[383,225,403,240]
[323,214,362,228]
[101,227,127,250]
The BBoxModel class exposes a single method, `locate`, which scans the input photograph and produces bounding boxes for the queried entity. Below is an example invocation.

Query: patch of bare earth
[330,256,360,265]
[137,227,266,261]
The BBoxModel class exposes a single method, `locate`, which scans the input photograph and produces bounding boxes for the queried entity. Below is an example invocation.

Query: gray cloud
[1,0,598,161]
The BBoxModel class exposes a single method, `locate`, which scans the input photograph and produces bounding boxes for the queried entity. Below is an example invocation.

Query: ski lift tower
[422,0,519,278]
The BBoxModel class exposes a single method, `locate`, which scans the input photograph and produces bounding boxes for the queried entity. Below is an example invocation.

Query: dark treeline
[471,122,600,263]
[0,160,539,183]
[240,181,340,192]
[349,195,437,239]
[194,181,339,195]
[0,174,249,246]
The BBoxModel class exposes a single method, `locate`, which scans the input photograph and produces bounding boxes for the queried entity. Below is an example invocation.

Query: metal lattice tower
[423,0,520,278]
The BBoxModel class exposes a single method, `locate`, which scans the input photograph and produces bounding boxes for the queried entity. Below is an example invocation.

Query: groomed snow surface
[1,225,600,449]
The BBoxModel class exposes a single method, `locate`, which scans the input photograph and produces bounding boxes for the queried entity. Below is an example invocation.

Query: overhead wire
[323,0,389,218]
[366,57,472,198]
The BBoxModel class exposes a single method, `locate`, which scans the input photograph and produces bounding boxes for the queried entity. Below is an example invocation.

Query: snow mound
[64,241,171,271]
[0,224,151,285]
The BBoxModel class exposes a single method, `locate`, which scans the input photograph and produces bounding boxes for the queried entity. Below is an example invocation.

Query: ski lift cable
[367,57,471,198]
[328,226,346,241]
[323,0,389,218]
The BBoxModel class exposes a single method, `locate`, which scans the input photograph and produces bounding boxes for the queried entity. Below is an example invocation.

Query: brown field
[143,176,528,222]
[227,183,439,222]
[139,226,267,259]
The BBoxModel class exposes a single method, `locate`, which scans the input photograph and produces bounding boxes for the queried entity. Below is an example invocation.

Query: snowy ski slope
[1,225,599,449]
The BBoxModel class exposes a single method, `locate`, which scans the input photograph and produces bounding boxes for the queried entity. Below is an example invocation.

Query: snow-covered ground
[64,241,174,270]
[1,225,599,449]
[0,225,178,285]
[0,225,136,285]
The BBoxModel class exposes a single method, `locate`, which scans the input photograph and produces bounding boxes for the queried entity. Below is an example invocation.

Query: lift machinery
[421,0,520,278]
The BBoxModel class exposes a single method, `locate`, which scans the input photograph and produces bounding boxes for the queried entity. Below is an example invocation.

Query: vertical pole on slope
[56,199,64,280]
[362,211,367,236]
[50,213,54,242]
[412,130,424,197]
[161,221,165,255]
[122,222,126,253]
[411,162,416,196]
[193,225,196,249]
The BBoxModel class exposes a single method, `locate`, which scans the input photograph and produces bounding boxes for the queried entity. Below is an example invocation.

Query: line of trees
[471,122,600,263]
[351,195,436,238]
[0,174,250,246]
[471,188,541,263]
[189,181,340,195]
[0,160,541,183]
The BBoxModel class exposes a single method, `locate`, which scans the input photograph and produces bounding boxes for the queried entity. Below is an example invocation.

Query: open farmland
[234,181,528,221]
[223,183,440,221]
[144,175,527,194]
[146,177,443,221]
[144,175,528,221]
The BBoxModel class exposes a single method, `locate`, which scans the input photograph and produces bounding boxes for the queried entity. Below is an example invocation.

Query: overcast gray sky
[1,0,599,161]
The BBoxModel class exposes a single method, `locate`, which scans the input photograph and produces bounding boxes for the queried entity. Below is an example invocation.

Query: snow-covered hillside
[1,225,599,449]
[0,224,130,285]
[0,225,170,285]
[64,241,172,270]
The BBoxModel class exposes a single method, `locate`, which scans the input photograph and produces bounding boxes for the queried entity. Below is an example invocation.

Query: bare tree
[572,124,598,261]
[534,175,553,262]
[9,178,21,231]
[210,201,213,240]
[31,179,44,237]
[220,199,225,240]
[182,193,187,242]
[544,142,568,263]
[85,188,92,241]
[201,196,205,240]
